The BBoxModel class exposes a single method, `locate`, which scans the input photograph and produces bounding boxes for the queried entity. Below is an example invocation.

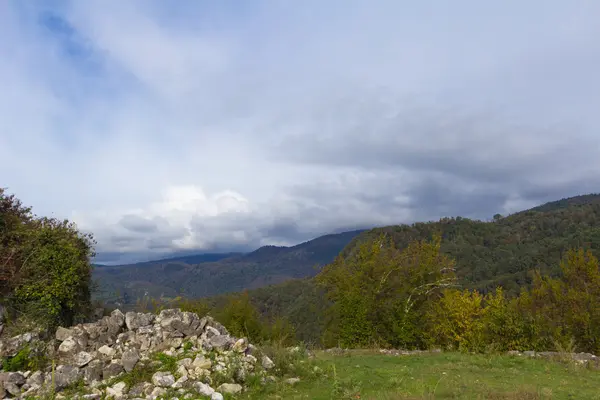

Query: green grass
[239,351,600,400]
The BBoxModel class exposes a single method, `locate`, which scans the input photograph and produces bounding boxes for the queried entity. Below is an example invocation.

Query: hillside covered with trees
[193,193,600,345]
[343,193,600,294]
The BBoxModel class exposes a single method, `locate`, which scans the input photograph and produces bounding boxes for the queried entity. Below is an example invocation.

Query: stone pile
[0,309,281,399]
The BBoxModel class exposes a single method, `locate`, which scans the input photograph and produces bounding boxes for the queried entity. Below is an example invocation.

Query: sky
[2,1,600,264]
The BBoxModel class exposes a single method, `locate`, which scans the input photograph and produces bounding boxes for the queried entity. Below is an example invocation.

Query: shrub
[0,188,96,330]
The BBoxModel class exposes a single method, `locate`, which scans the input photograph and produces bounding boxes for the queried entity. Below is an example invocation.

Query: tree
[523,248,600,353]
[0,188,96,330]
[316,234,457,348]
[425,288,486,352]
[215,291,265,342]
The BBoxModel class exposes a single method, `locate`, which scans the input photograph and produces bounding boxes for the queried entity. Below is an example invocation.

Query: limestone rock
[0,308,283,399]
[152,371,175,387]
[125,311,154,331]
[217,383,243,394]
[55,326,74,341]
[102,361,124,380]
[194,381,215,396]
[261,355,275,370]
[121,348,140,372]
[106,381,128,397]
[75,351,95,367]
[54,365,82,390]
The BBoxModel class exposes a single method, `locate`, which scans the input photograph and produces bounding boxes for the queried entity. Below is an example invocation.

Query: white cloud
[2,0,600,263]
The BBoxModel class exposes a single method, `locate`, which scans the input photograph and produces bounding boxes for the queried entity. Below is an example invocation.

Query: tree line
[316,233,600,353]
[161,232,600,355]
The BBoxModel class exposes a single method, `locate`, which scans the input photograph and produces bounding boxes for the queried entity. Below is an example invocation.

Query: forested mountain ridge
[341,194,600,294]
[93,229,365,304]
[523,193,600,213]
[226,193,600,343]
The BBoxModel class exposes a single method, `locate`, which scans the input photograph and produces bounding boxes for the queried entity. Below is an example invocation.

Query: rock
[209,334,233,350]
[177,358,193,368]
[4,382,20,396]
[0,371,26,386]
[233,338,248,353]
[55,326,74,341]
[107,309,126,336]
[202,316,229,335]
[83,359,103,383]
[192,355,212,369]
[152,371,176,387]
[176,365,189,377]
[58,336,82,358]
[106,381,128,397]
[98,345,116,357]
[261,355,275,370]
[211,392,224,400]
[0,332,36,357]
[217,383,243,394]
[285,377,301,385]
[125,311,154,331]
[54,365,82,390]
[0,308,283,399]
[173,375,188,388]
[129,382,153,397]
[194,381,215,396]
[75,351,95,367]
[150,386,167,398]
[102,362,124,380]
[26,370,45,387]
[121,348,140,372]
[82,323,103,342]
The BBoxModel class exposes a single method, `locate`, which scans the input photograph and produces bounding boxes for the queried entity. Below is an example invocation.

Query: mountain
[93,252,243,268]
[522,193,600,213]
[342,193,600,294]
[223,193,600,343]
[92,229,365,304]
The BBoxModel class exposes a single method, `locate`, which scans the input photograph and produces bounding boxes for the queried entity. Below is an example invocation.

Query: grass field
[241,351,600,400]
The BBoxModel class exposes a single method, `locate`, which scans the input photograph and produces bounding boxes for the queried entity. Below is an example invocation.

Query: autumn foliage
[317,232,600,353]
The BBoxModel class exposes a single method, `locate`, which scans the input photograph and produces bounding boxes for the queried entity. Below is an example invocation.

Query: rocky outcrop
[0,309,279,399]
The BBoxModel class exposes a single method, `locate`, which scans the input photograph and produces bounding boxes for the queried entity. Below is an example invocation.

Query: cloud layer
[2,1,600,263]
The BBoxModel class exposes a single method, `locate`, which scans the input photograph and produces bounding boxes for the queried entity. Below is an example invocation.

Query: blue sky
[2,1,600,264]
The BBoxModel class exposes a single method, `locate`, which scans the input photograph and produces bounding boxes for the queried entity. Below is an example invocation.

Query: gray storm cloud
[2,1,600,264]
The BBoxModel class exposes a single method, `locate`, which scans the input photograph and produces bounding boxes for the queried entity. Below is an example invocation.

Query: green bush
[2,344,47,371]
[0,188,96,330]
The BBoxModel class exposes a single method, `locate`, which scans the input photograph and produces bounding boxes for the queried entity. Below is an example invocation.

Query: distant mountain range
[92,229,365,304]
[93,252,243,268]
[94,193,600,307]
